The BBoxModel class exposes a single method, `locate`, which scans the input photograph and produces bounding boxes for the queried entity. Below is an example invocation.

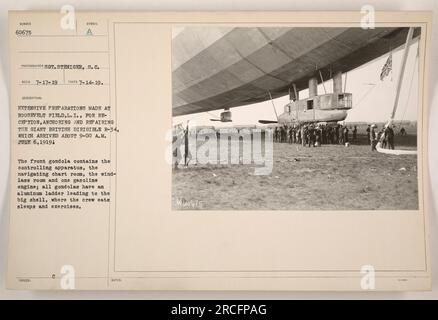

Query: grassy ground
[172,133,418,210]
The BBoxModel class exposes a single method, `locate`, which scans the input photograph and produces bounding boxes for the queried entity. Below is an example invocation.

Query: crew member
[352,126,357,143]
[370,124,377,151]
[366,125,371,144]
[343,126,349,144]
[387,125,395,150]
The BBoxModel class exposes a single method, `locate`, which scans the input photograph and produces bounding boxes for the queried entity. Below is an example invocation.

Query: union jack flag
[380,52,392,81]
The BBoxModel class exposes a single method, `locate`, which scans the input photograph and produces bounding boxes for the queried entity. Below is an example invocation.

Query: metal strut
[268,90,279,121]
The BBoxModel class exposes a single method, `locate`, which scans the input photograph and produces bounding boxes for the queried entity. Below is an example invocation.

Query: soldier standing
[297,125,301,144]
[302,125,307,147]
[387,125,395,150]
[321,125,327,145]
[315,126,321,147]
[339,125,344,145]
[400,127,406,136]
[184,122,190,166]
[327,126,333,144]
[352,125,357,143]
[289,126,294,144]
[382,126,389,149]
[343,126,349,144]
[307,125,314,147]
[370,124,377,151]
[366,125,371,144]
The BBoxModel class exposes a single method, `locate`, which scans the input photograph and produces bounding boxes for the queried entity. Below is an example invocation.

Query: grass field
[172,133,418,210]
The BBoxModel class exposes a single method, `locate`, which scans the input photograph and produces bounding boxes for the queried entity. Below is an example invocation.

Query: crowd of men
[273,124,358,147]
[274,122,401,151]
[173,122,405,168]
[367,124,396,151]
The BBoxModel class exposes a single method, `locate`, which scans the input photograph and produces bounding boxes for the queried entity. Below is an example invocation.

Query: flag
[380,52,392,81]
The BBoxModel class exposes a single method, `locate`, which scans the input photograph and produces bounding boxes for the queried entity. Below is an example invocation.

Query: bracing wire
[206,111,220,120]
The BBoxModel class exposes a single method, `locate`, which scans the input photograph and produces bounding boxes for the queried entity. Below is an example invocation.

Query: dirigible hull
[172,27,417,116]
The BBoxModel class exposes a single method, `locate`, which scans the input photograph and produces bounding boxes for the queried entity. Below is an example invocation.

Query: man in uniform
[400,127,406,136]
[288,126,293,144]
[382,126,389,149]
[343,126,349,144]
[327,126,333,144]
[302,125,307,147]
[370,124,377,151]
[387,125,395,150]
[184,122,190,166]
[307,125,315,147]
[297,125,301,145]
[352,125,357,143]
[315,126,322,147]
[366,124,371,144]
[339,125,344,145]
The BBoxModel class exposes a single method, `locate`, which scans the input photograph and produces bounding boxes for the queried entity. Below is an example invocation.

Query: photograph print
[171,26,420,211]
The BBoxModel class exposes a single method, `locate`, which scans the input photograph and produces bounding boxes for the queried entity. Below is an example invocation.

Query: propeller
[208,110,232,122]
[210,118,231,122]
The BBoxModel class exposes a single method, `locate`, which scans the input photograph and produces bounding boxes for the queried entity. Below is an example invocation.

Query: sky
[173,37,419,127]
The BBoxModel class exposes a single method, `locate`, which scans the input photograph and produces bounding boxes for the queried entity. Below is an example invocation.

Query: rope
[173,110,215,128]
[343,72,347,92]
